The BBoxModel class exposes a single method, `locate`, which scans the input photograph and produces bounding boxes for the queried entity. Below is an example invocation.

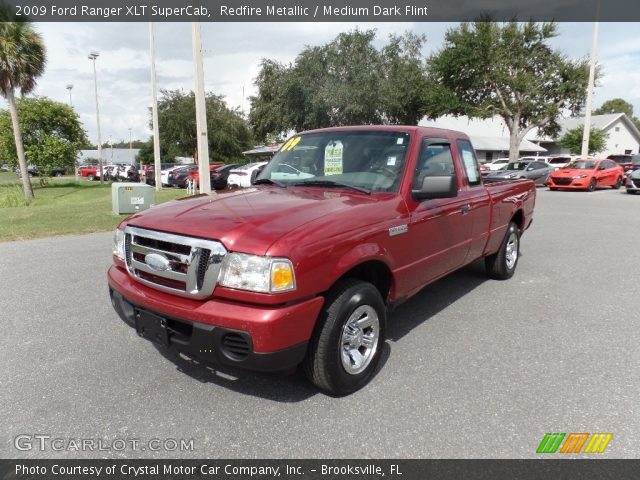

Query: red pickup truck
[77,165,98,180]
[108,126,535,395]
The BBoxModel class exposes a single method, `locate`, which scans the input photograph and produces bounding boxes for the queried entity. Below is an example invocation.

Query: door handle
[461,204,471,215]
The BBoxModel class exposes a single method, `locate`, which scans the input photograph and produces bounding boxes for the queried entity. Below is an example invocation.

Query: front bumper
[626,178,640,193]
[108,266,324,372]
[547,177,590,189]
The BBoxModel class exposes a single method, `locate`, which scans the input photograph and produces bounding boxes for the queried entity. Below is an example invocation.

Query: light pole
[192,20,211,194]
[581,0,601,158]
[66,84,73,107]
[128,127,133,169]
[149,22,162,191]
[88,51,103,185]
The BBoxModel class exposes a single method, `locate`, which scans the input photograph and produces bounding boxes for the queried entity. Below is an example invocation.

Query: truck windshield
[257,131,411,193]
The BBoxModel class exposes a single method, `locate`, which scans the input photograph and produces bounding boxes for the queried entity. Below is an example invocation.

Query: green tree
[249,29,429,141]
[0,16,46,201]
[135,137,167,165]
[0,97,88,179]
[249,59,293,141]
[558,126,608,155]
[594,97,640,131]
[594,98,634,118]
[380,32,429,125]
[153,89,253,162]
[425,21,590,162]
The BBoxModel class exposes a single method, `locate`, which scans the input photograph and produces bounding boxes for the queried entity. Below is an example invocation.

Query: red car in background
[188,163,225,185]
[77,165,98,180]
[547,158,624,192]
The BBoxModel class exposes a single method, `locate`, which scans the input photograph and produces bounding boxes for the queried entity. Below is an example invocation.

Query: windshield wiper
[292,180,371,195]
[253,178,286,188]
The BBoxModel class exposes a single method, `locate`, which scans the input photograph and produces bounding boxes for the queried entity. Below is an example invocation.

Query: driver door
[404,138,474,289]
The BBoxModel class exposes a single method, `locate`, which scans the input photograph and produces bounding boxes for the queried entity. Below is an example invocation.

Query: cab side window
[413,140,455,190]
[457,139,482,186]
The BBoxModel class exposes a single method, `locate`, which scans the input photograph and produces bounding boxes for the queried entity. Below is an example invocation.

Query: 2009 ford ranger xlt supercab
[108,126,535,396]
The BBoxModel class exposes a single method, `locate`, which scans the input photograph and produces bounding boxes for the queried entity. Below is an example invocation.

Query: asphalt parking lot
[1,187,638,459]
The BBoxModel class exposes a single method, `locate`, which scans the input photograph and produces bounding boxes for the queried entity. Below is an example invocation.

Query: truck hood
[123,187,379,255]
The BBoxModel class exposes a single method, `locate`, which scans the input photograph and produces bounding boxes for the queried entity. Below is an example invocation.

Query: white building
[78,148,140,165]
[418,115,547,162]
[531,113,640,157]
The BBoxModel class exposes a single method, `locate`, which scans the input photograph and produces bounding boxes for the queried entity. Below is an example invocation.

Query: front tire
[485,221,520,280]
[588,178,596,192]
[304,279,386,396]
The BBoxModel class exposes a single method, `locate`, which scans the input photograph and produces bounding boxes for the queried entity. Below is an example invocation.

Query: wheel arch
[511,209,525,231]
[331,259,394,306]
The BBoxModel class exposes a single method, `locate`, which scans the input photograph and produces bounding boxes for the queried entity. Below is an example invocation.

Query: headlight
[572,174,588,179]
[218,253,295,293]
[113,228,125,261]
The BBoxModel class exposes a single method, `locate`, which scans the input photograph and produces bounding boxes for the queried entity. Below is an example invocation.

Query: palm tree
[0,17,47,201]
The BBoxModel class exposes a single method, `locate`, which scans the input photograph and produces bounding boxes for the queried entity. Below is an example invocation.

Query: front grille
[552,177,572,185]
[124,226,226,299]
[221,333,251,360]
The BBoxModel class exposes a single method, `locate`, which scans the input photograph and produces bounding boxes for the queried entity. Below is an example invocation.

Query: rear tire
[304,279,386,396]
[87,174,94,181]
[613,177,622,189]
[485,221,520,280]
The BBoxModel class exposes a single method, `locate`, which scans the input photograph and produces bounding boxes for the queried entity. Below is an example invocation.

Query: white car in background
[227,162,268,188]
[488,158,510,171]
[546,155,594,171]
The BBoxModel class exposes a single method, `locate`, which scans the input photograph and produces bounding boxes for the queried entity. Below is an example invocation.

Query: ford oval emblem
[145,253,170,272]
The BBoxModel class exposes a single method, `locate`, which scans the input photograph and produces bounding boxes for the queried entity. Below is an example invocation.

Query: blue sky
[22,21,640,144]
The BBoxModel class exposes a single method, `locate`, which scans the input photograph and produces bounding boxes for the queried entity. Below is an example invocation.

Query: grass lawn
[0,176,190,242]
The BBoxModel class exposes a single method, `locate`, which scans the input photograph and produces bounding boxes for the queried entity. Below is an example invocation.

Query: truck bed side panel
[482,179,536,257]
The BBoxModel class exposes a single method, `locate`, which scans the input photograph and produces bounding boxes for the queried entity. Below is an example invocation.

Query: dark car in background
[625,168,640,194]
[16,165,68,177]
[607,154,640,177]
[211,164,240,189]
[142,163,177,186]
[167,166,194,188]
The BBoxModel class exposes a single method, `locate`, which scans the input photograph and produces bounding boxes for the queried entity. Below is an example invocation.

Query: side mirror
[412,175,457,200]
[526,167,534,171]
[599,165,606,170]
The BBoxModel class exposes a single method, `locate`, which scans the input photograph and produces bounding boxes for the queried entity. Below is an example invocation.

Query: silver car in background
[485,160,554,186]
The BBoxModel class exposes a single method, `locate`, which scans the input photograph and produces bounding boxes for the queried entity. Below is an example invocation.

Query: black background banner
[2,460,640,480]
[0,0,638,22]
